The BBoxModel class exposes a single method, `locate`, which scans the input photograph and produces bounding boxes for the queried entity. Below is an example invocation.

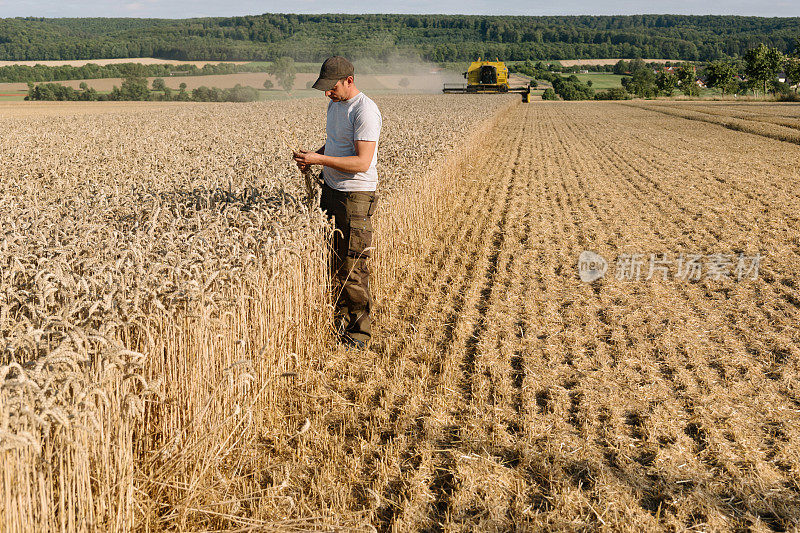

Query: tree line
[22,55,302,99]
[0,61,280,83]
[0,14,798,63]
[25,78,260,102]
[615,44,799,98]
[514,43,800,101]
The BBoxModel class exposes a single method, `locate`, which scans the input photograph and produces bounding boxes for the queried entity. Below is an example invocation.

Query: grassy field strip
[572,73,625,89]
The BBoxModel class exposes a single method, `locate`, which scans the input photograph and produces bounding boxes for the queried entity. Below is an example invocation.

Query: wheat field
[0,94,511,531]
[1,96,799,531]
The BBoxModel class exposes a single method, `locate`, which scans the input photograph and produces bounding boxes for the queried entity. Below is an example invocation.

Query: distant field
[573,73,626,89]
[0,58,248,67]
[557,58,677,66]
[0,100,202,117]
[0,58,445,75]
[0,71,460,101]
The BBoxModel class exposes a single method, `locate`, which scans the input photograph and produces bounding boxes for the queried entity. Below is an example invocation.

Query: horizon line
[2,13,799,20]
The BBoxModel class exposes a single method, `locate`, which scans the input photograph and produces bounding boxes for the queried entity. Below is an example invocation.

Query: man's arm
[294,140,375,174]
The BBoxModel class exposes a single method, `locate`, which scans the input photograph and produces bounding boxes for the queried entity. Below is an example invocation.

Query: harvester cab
[479,64,498,85]
[443,58,532,102]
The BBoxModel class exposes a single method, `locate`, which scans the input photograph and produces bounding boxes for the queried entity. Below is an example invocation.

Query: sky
[0,0,797,19]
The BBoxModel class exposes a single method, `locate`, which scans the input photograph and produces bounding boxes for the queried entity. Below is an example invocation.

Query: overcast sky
[0,1,797,19]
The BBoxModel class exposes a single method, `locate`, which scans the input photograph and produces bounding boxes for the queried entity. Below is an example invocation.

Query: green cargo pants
[320,182,377,344]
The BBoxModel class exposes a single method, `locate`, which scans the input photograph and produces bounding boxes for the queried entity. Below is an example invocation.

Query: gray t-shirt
[322,92,382,192]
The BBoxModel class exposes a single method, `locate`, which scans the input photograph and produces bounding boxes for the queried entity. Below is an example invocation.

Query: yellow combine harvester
[443,58,532,102]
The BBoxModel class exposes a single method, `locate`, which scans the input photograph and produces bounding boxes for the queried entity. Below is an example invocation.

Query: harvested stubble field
[627,101,800,146]
[2,96,800,532]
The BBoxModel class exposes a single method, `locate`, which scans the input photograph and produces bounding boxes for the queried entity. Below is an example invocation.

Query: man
[293,56,382,349]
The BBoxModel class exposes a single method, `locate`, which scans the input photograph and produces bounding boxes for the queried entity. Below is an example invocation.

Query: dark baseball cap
[312,56,354,91]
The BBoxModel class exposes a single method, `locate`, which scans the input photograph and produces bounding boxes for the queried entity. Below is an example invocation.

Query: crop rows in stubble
[309,101,800,532]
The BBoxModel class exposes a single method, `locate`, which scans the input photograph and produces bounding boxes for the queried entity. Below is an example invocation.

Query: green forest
[0,14,798,63]
[0,61,273,83]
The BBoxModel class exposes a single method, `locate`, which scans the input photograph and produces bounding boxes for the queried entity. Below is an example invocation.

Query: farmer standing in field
[293,56,382,349]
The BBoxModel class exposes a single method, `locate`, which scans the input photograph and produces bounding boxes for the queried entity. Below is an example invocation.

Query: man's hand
[293,150,323,170]
[293,141,375,174]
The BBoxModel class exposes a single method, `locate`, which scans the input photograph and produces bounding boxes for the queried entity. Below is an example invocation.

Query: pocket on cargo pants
[341,216,373,312]
[337,193,376,340]
[340,255,372,310]
[347,216,373,260]
[345,192,376,259]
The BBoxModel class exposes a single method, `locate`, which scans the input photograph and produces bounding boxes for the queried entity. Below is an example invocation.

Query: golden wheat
[0,95,513,530]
